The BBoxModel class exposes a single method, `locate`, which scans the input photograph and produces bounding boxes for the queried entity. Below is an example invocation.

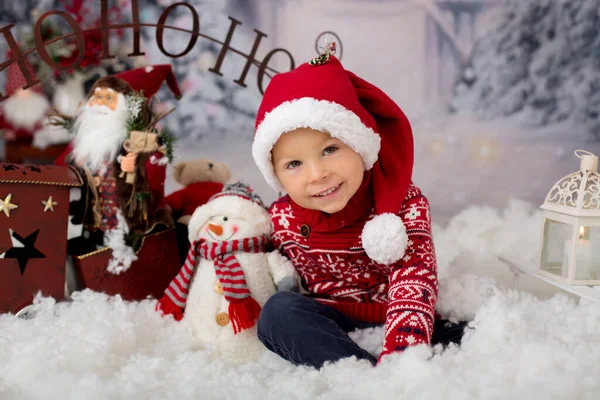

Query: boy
[251,52,465,369]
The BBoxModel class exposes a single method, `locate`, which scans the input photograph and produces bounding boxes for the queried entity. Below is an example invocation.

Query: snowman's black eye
[223,217,228,221]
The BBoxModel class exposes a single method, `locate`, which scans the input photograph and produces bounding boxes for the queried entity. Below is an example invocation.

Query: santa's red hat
[4,53,43,96]
[115,64,182,100]
[252,55,414,265]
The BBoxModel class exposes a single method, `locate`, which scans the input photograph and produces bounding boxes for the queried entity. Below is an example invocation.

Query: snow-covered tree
[451,0,600,141]
[128,0,264,142]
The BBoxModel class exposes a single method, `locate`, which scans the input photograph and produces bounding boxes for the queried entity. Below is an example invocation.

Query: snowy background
[1,0,599,224]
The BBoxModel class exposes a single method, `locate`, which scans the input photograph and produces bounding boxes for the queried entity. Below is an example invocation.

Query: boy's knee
[260,292,299,321]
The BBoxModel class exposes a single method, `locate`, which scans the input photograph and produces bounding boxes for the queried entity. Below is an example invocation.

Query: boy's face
[272,128,364,214]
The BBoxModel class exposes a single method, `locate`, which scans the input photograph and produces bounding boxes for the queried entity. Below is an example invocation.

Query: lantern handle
[575,149,596,159]
[575,149,598,172]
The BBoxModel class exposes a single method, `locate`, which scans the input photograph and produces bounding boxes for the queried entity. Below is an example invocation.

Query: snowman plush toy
[156,182,299,363]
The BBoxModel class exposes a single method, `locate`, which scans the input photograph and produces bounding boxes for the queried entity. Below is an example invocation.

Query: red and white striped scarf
[156,235,268,334]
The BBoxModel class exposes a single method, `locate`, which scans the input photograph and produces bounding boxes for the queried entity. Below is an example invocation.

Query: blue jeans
[257,291,467,369]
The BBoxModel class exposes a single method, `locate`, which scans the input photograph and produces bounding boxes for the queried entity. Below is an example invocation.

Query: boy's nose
[307,161,329,183]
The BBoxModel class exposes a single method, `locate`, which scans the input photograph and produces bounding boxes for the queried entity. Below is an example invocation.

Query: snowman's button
[216,312,230,326]
[214,280,224,295]
[300,224,310,238]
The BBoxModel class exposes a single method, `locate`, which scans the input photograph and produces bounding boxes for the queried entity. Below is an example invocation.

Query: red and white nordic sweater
[269,174,438,359]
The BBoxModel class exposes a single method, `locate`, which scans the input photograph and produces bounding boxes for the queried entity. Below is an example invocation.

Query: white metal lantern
[538,150,600,285]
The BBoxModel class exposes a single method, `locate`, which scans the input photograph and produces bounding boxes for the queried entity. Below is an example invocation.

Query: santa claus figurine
[0,53,51,143]
[55,65,183,271]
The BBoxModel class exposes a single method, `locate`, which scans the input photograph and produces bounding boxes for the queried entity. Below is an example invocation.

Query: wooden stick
[146,108,176,131]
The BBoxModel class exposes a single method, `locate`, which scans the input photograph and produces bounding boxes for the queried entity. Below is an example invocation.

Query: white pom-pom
[361,213,408,265]
[150,155,169,166]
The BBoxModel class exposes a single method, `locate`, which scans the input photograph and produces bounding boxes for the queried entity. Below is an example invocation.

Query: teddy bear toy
[156,182,299,364]
[165,158,232,225]
[165,159,232,264]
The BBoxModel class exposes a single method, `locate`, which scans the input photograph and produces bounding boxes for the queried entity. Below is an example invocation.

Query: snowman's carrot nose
[208,223,223,236]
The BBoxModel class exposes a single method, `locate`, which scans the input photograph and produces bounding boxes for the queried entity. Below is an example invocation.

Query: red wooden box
[72,228,181,301]
[0,163,82,314]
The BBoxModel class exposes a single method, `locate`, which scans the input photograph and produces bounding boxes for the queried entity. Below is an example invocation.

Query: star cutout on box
[42,196,58,212]
[0,229,46,275]
[0,194,18,217]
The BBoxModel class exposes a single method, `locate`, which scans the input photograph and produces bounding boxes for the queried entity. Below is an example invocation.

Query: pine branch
[125,116,146,137]
[159,129,176,163]
[124,91,147,137]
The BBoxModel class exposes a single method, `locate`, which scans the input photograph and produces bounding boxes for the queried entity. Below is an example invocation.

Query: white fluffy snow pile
[1,200,599,400]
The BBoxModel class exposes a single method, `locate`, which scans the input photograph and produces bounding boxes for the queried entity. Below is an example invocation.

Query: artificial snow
[104,212,138,275]
[1,198,599,400]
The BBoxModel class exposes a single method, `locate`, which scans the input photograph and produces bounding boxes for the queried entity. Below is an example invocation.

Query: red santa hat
[4,53,43,96]
[252,55,414,265]
[114,64,182,100]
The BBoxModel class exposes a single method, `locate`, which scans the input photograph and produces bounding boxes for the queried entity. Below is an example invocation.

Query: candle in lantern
[562,226,593,280]
[539,150,600,285]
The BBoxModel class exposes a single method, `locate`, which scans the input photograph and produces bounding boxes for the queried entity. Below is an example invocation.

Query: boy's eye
[323,146,338,155]
[286,160,302,170]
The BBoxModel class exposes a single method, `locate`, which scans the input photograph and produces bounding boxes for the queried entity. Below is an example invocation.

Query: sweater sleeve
[379,191,438,361]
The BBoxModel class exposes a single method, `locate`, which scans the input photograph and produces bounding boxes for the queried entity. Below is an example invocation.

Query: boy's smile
[313,182,342,197]
[271,128,364,214]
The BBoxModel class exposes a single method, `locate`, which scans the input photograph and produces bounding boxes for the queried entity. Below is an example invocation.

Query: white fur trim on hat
[361,213,408,265]
[187,195,271,243]
[252,97,381,192]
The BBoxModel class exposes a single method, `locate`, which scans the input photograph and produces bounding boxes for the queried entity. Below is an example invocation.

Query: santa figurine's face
[88,88,119,113]
[0,88,50,131]
[71,86,129,173]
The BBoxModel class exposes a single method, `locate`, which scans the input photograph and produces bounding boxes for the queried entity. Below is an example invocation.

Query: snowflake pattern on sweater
[269,184,438,359]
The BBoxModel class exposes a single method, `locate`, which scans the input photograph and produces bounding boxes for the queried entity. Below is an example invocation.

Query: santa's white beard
[1,91,50,130]
[72,99,129,173]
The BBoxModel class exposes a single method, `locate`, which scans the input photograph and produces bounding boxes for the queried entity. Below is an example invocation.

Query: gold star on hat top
[310,38,337,66]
